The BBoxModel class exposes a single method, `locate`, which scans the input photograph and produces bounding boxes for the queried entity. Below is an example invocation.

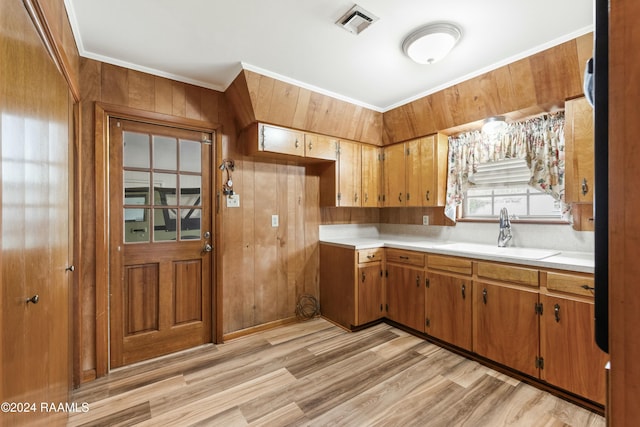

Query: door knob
[26,294,39,304]
[203,243,213,253]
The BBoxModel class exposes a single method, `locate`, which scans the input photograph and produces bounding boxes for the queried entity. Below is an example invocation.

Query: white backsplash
[320,222,594,253]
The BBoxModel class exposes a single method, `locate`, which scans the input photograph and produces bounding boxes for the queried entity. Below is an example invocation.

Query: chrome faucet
[498,207,512,247]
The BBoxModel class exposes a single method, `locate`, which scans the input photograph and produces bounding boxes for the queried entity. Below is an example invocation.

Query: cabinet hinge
[335,141,340,157]
[425,318,430,328]
[337,193,342,201]
[535,302,544,315]
[406,193,410,201]
[536,356,545,370]
[406,148,410,156]
[425,278,430,288]
[260,125,266,150]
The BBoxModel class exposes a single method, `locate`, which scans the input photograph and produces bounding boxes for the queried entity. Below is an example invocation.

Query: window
[462,159,562,220]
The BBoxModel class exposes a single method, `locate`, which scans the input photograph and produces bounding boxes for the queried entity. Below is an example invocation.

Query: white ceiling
[64,0,593,112]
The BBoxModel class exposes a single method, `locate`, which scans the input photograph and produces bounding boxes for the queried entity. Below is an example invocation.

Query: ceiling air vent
[336,5,378,35]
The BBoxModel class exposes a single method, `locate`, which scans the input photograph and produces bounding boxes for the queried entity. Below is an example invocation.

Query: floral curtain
[444,112,566,222]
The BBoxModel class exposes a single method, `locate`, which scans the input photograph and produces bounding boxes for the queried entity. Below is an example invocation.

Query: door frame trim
[94,102,221,377]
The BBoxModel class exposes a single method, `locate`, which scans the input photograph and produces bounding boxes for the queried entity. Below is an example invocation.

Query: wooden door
[383,143,406,207]
[361,145,381,207]
[109,119,213,368]
[357,263,384,325]
[338,140,361,206]
[540,294,608,404]
[426,273,472,351]
[473,282,539,377]
[386,265,425,332]
[1,0,72,424]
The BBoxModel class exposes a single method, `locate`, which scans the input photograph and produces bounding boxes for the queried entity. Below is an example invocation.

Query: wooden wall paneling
[101,63,128,105]
[128,69,155,111]
[276,162,291,320]
[304,172,321,297]
[154,76,173,115]
[268,79,301,126]
[171,81,187,117]
[383,35,591,144]
[609,0,640,424]
[239,156,258,331]
[225,70,256,130]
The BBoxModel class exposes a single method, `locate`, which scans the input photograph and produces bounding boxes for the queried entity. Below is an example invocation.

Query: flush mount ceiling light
[482,116,508,134]
[402,22,462,64]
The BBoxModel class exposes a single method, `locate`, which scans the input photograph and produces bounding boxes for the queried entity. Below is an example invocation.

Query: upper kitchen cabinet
[383,134,448,207]
[317,139,362,207]
[565,97,594,204]
[361,144,382,207]
[243,123,339,162]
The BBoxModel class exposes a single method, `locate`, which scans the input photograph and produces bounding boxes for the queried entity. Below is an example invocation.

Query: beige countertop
[320,235,594,274]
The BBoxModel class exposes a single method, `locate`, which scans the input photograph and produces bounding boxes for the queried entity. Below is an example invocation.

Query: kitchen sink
[434,242,560,260]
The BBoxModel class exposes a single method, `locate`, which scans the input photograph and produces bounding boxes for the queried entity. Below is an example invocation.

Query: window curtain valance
[444,111,566,222]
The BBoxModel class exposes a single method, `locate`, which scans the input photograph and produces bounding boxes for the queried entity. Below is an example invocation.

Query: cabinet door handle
[366,254,375,259]
[581,178,589,196]
[398,193,403,203]
[308,141,313,151]
[295,139,300,148]
[416,275,420,287]
[461,284,466,300]
[482,288,488,305]
[554,303,561,322]
[399,256,409,260]
[361,272,366,283]
[425,190,430,201]
[354,193,358,203]
[364,193,369,203]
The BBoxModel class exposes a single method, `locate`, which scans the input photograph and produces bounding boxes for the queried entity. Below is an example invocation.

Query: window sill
[457,218,571,225]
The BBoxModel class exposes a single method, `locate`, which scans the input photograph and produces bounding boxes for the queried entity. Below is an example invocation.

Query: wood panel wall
[226,70,383,145]
[609,0,640,424]
[383,33,593,144]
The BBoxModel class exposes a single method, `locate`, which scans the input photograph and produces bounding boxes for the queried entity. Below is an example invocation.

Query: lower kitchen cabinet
[319,244,384,329]
[473,281,540,378]
[386,263,425,332]
[425,272,472,351]
[540,294,608,405]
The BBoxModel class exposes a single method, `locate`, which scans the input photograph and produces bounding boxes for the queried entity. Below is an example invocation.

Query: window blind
[468,158,531,187]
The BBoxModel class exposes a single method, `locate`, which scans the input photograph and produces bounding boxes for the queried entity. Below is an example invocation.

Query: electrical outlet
[226,194,240,208]
[422,215,429,225]
[271,214,279,227]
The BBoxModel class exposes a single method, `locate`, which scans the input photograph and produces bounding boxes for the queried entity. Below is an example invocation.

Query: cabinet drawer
[357,248,383,264]
[427,255,472,275]
[386,249,425,267]
[546,272,595,297]
[477,262,539,288]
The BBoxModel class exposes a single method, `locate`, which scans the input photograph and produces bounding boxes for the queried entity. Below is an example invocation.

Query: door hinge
[535,302,544,315]
[425,318,430,328]
[536,356,545,370]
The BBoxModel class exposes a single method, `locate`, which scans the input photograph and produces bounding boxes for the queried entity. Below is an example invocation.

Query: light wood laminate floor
[68,318,605,426]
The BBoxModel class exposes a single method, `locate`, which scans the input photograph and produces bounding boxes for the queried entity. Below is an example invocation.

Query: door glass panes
[122,127,206,243]
[123,132,150,168]
[153,135,177,170]
[180,139,201,173]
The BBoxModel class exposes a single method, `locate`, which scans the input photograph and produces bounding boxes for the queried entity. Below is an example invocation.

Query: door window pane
[153,173,177,206]
[180,140,201,173]
[123,132,149,168]
[153,208,177,241]
[124,208,149,243]
[180,174,201,206]
[153,135,177,170]
[181,208,201,240]
[124,171,150,205]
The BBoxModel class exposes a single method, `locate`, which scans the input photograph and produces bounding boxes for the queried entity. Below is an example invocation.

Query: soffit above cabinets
[64,0,593,112]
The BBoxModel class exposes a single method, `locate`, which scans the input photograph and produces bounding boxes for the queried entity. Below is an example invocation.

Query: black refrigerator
[585,0,609,354]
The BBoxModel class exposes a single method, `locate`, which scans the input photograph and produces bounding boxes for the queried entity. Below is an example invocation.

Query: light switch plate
[422,215,429,225]
[271,214,279,227]
[226,194,240,208]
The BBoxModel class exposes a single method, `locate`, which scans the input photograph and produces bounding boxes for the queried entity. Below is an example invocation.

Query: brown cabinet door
[426,273,472,351]
[419,135,437,206]
[357,263,384,325]
[305,133,338,161]
[565,97,594,204]
[405,139,422,207]
[383,143,406,207]
[338,140,362,207]
[540,295,608,404]
[109,119,213,368]
[386,265,425,332]
[259,123,305,157]
[474,282,539,377]
[361,145,381,207]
